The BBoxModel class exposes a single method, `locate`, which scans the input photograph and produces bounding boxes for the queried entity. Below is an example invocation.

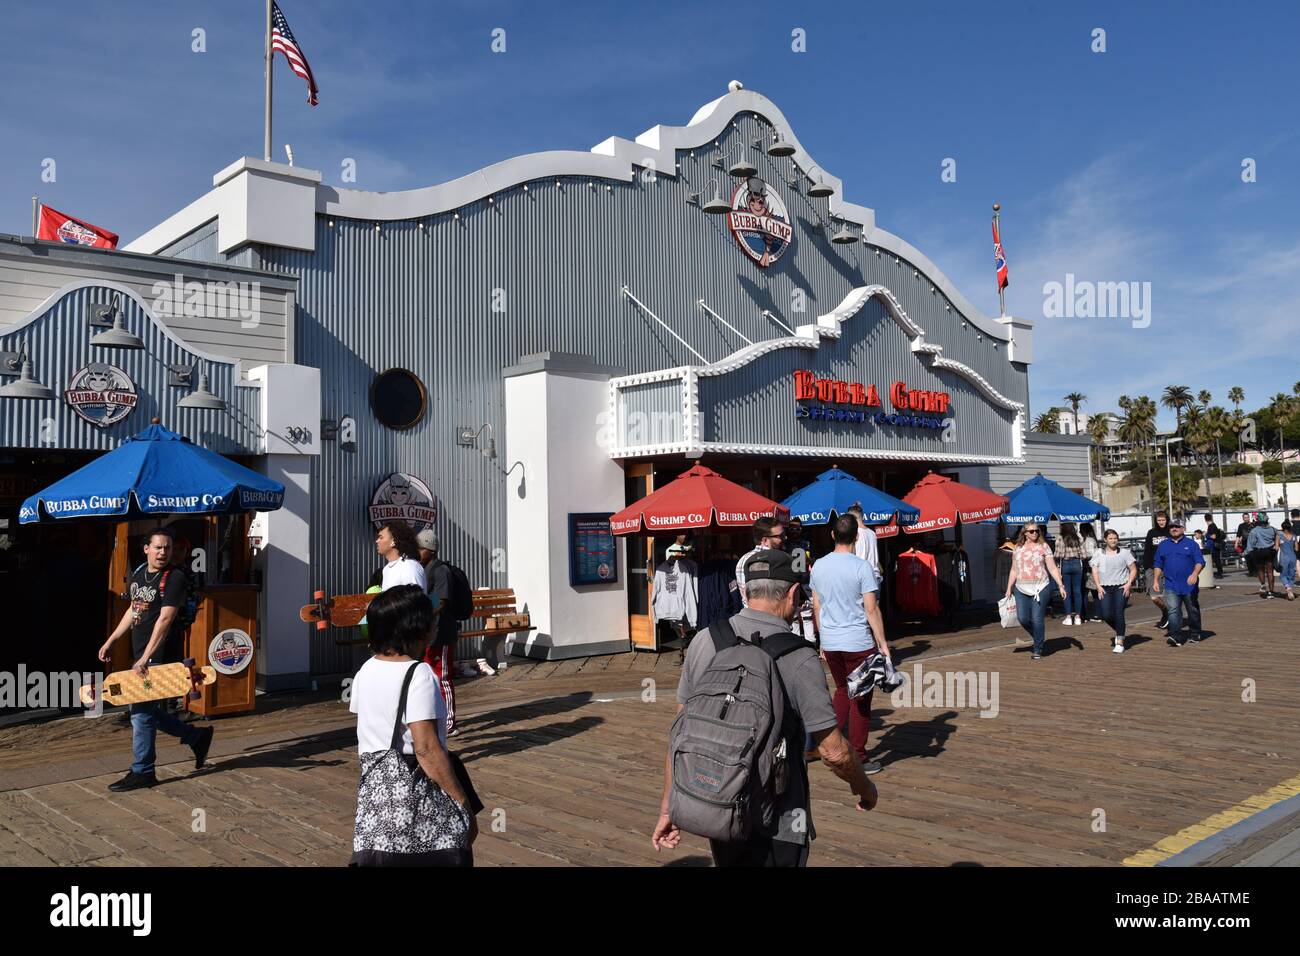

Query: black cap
[744,548,807,586]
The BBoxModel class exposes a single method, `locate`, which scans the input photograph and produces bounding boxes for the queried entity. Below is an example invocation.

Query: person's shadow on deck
[1014,635,1084,655]
[456,693,605,763]
[457,692,595,735]
[891,639,931,664]
[163,727,355,782]
[870,710,959,767]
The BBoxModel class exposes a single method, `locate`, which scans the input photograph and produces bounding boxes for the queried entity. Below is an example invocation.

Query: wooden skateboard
[300,589,378,630]
[80,659,216,708]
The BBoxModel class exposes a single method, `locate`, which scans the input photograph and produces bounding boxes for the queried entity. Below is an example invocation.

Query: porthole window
[370,368,426,431]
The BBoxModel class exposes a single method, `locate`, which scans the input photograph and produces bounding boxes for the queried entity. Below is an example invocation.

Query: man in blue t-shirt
[810,514,892,774]
[1152,517,1205,646]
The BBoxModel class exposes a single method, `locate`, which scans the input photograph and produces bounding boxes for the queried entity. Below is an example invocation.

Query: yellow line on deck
[1123,773,1300,866]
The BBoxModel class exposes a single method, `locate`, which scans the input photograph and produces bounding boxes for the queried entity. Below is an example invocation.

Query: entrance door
[625,464,656,650]
[0,458,113,717]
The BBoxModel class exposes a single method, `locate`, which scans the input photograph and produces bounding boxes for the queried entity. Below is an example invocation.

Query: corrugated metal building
[0,234,319,690]
[122,84,1087,678]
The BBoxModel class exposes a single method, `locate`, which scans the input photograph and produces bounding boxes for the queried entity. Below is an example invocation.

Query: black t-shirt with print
[129,564,188,662]
[1143,527,1170,567]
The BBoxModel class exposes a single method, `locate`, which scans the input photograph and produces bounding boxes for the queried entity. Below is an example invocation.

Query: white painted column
[504,354,630,660]
[247,363,321,690]
[253,455,312,689]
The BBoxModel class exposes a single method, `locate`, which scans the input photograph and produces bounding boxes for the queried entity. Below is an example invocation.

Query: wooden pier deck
[1,581,1297,867]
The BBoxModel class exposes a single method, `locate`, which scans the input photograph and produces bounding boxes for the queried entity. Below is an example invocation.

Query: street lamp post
[1164,436,1185,518]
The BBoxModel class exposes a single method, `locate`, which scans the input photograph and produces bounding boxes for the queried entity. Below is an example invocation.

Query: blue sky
[2,0,1297,427]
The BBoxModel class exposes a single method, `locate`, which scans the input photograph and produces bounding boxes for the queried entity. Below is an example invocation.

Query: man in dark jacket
[418,529,461,734]
[1204,513,1224,577]
[1143,512,1172,629]
[1236,512,1256,574]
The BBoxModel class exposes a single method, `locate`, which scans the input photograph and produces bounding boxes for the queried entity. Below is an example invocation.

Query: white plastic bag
[998,595,1018,629]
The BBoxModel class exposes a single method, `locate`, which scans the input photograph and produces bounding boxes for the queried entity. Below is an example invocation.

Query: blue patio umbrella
[19,422,285,523]
[1002,474,1109,525]
[780,466,921,527]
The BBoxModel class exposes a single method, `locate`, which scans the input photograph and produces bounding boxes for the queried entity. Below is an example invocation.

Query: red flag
[37,206,118,249]
[992,216,1009,290]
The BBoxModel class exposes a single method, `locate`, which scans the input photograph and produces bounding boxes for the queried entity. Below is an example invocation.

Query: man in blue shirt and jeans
[1152,517,1205,646]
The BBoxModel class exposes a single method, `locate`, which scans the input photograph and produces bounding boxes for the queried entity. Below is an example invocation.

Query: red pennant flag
[37,206,118,249]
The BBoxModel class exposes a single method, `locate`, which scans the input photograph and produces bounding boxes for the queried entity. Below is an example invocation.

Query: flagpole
[994,202,1006,317]
[31,196,38,238]
[263,0,273,161]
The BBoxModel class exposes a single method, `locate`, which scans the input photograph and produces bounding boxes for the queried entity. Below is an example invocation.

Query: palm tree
[1203,406,1233,529]
[1229,387,1245,456]
[1162,385,1193,462]
[1271,393,1296,515]
[1064,392,1087,436]
[1186,417,1215,514]
[1227,489,1258,512]
[1119,398,1157,511]
[1162,385,1193,431]
[1087,413,1113,494]
[1033,411,1060,433]
[1231,407,1248,460]
[1088,412,1112,453]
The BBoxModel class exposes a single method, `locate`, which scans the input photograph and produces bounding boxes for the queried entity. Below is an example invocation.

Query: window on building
[370,368,426,430]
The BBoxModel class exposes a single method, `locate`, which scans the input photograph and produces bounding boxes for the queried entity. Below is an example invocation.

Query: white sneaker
[1062,616,1073,626]
[1112,638,1125,654]
[476,660,498,676]
[1074,615,1083,625]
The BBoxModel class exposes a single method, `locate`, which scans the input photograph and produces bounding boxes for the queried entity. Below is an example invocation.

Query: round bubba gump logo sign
[728,176,793,268]
[369,473,438,532]
[209,628,254,676]
[64,363,138,428]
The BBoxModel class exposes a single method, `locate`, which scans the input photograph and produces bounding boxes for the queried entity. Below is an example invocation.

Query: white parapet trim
[122,84,1031,348]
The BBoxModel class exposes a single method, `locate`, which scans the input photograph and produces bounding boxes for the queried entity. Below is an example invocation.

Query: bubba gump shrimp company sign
[793,371,951,430]
[728,177,793,268]
[64,363,139,428]
[369,473,438,532]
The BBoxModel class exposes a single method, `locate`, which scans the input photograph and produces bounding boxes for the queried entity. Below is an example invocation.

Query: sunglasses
[1025,529,1040,535]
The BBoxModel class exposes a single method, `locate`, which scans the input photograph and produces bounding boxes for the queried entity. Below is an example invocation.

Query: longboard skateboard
[300,590,377,630]
[80,659,216,708]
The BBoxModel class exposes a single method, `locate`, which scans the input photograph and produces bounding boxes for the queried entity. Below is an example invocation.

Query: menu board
[569,513,618,587]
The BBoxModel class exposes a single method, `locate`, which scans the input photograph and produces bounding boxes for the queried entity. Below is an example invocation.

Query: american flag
[271,2,318,106]
[992,216,1009,290]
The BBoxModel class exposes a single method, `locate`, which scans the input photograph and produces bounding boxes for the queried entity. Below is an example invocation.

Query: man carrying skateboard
[98,528,214,791]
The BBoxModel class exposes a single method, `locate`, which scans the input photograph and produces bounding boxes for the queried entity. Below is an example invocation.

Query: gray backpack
[668,616,806,842]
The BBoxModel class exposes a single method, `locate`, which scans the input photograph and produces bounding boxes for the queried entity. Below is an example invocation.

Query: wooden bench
[460,588,534,641]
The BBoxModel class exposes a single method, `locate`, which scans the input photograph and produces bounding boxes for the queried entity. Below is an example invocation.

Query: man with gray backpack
[651,549,878,867]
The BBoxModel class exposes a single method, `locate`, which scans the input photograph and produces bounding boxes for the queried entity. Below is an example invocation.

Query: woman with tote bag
[1004,523,1066,661]
[349,584,482,866]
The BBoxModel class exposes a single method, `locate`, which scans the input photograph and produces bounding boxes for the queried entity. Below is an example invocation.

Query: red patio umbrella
[609,463,788,534]
[875,472,1008,538]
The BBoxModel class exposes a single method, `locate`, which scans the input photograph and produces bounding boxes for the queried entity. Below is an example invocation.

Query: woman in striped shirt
[1053,522,1087,626]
